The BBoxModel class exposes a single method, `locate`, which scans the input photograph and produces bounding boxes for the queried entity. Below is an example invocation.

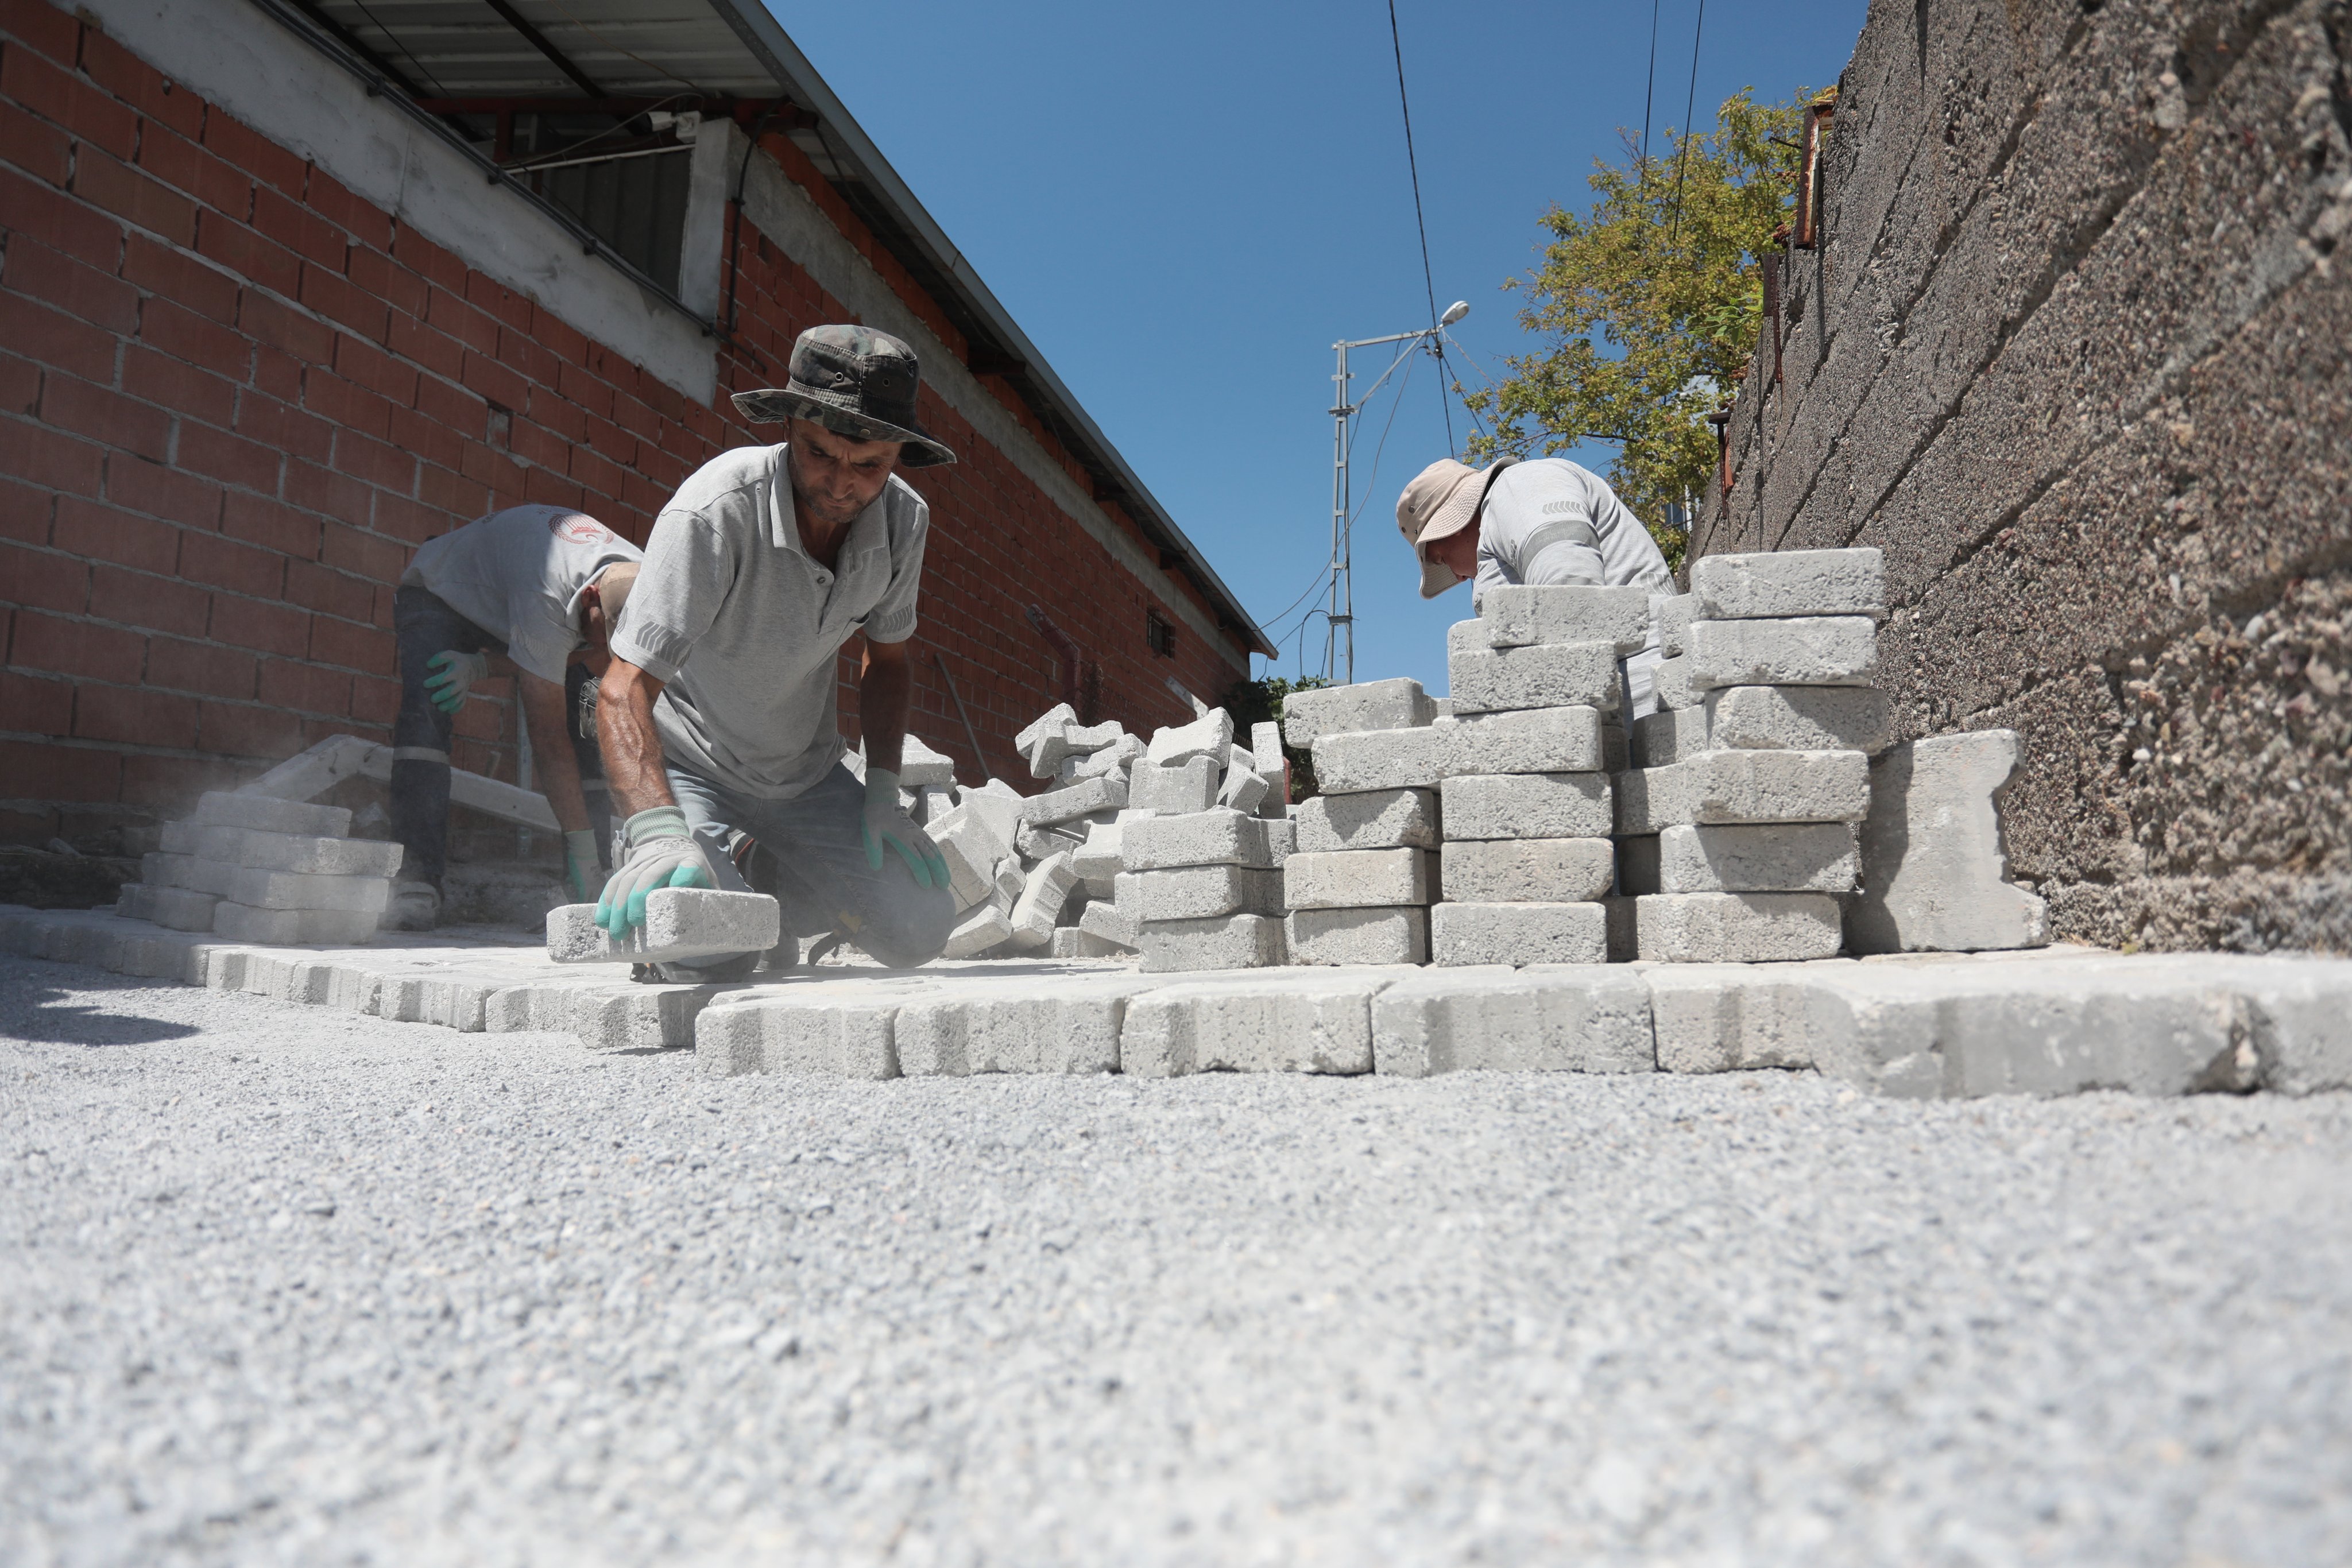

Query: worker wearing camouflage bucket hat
[593,325,961,979]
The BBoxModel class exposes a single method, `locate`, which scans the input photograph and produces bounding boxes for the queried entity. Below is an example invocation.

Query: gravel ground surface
[4,957,2351,1567]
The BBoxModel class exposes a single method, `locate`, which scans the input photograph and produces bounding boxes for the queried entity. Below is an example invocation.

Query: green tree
[1463,88,1816,570]
[1221,673,1331,801]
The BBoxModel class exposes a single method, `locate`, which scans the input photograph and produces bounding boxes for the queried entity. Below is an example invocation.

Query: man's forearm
[858,644,911,775]
[518,674,591,833]
[597,661,677,816]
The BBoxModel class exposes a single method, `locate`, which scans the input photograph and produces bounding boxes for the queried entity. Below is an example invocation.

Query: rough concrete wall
[1694,0,2352,953]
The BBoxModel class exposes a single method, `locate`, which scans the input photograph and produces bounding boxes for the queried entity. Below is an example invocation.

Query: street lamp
[1324,301,1469,684]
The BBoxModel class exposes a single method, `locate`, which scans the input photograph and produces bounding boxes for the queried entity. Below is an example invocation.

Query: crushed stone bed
[4,957,2350,1563]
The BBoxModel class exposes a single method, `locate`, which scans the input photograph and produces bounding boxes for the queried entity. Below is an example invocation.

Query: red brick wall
[0,0,1245,851]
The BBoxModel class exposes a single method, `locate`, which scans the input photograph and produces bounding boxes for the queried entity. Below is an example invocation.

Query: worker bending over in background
[594,324,954,981]
[388,506,641,931]
[1396,455,1677,710]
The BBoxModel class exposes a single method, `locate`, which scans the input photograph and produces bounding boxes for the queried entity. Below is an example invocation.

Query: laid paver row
[10,904,2351,1100]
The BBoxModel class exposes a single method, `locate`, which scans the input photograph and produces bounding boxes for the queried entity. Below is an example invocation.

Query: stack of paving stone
[120,791,404,945]
[1115,707,1298,971]
[1279,679,1444,965]
[1619,548,1887,962]
[1432,586,1648,965]
[931,703,1286,963]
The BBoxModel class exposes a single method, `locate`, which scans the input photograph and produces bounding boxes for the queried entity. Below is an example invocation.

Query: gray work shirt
[608,443,928,802]
[1472,459,1673,610]
[401,505,642,682]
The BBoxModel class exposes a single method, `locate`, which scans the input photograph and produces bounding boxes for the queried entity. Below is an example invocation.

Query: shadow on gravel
[2,981,201,1046]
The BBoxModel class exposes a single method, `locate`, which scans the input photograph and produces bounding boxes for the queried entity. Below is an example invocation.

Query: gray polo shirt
[401,505,642,682]
[1472,459,1673,610]
[609,443,928,801]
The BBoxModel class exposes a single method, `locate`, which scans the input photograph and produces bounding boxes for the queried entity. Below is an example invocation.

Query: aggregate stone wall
[1693,0,2352,953]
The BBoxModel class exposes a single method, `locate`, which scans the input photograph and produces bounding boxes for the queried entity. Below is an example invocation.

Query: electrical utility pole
[1325,301,1468,684]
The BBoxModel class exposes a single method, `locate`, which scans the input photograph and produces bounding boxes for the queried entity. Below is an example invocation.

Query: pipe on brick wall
[1024,606,1088,723]
[1794,96,1835,250]
[1707,406,1734,500]
[721,106,781,376]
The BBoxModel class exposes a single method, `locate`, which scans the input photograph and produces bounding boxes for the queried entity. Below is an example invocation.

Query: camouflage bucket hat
[730,324,958,467]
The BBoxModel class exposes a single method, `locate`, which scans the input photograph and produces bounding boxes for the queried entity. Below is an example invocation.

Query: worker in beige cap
[1399,454,1675,707]
[1397,455,1673,606]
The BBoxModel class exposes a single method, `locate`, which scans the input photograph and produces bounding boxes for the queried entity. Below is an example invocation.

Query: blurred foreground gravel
[5,955,2351,1567]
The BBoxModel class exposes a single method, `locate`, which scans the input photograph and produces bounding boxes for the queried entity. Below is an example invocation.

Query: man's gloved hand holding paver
[861,766,950,889]
[598,806,713,935]
[422,651,489,714]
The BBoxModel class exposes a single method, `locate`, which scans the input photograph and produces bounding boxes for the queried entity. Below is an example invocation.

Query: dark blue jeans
[390,585,608,893]
[390,586,503,892]
[668,761,956,969]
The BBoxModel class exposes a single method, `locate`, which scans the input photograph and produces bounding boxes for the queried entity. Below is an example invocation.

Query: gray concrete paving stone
[1448,641,1621,715]
[1430,901,1610,967]
[1120,967,1416,1076]
[1686,616,1880,689]
[1128,864,1285,923]
[1286,905,1430,966]
[1481,583,1651,652]
[1440,772,1613,841]
[547,890,781,965]
[1281,678,1437,748]
[1635,892,1847,964]
[1440,837,1616,903]
[1282,848,1439,910]
[1690,546,1885,620]
[1135,912,1287,973]
[1121,809,1289,871]
[1373,963,1655,1075]
[1293,788,1442,853]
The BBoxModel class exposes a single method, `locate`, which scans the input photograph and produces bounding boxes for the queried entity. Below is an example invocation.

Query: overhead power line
[1668,0,1708,242]
[1386,0,1454,454]
[1640,0,1661,167]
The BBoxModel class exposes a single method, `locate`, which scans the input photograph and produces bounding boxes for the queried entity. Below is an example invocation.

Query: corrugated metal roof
[309,0,772,98]
[282,0,1271,657]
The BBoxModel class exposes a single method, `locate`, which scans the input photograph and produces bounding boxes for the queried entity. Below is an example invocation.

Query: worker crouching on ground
[387,507,643,931]
[594,324,956,980]
[1398,455,1677,708]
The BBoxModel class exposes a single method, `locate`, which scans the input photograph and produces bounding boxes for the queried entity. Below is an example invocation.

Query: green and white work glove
[563,829,604,904]
[423,650,489,714]
[860,766,949,890]
[597,806,713,935]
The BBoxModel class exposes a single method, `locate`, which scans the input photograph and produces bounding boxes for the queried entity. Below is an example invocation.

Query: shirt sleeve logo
[551,513,613,544]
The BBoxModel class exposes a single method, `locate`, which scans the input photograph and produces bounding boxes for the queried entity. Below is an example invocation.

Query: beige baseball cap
[1396,458,1513,598]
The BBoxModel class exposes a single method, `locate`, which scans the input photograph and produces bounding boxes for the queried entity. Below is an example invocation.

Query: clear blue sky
[772,1,1869,697]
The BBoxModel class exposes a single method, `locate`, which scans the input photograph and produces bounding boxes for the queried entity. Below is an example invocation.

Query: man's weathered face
[1425,517,1480,584]
[786,417,904,529]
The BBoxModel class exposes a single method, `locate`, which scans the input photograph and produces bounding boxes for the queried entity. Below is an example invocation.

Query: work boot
[647,951,763,985]
[730,832,804,972]
[384,880,440,932]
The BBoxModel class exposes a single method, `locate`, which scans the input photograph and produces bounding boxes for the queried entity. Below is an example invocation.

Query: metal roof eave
[699,0,1274,661]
